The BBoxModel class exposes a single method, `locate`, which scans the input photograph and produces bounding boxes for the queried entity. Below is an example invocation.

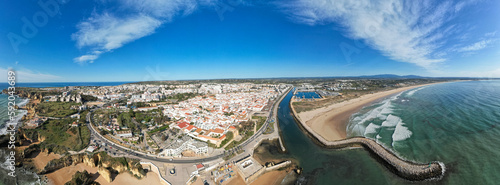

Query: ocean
[276,80,500,185]
[0,82,132,185]
[1,80,499,184]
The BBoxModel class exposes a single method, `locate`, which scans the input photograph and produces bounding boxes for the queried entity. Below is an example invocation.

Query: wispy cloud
[72,0,214,64]
[278,0,481,69]
[484,31,497,37]
[458,39,494,52]
[73,53,99,64]
[0,67,61,82]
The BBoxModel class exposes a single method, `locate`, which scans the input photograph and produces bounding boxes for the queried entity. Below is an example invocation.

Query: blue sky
[1,0,499,82]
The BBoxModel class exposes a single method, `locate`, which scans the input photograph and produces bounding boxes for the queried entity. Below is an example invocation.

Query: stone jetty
[289,98,445,181]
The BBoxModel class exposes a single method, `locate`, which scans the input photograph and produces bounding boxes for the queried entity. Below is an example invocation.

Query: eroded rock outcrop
[98,167,112,183]
[38,152,146,182]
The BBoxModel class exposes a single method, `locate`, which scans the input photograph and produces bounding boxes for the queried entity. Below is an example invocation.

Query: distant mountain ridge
[356,74,426,79]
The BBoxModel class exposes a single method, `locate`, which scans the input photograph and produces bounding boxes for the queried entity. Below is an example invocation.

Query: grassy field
[27,118,91,154]
[263,121,274,134]
[253,116,267,131]
[224,122,254,150]
[147,125,169,135]
[36,102,79,118]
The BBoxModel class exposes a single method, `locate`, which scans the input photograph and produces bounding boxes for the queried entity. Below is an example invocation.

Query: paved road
[85,86,292,164]
[86,111,225,164]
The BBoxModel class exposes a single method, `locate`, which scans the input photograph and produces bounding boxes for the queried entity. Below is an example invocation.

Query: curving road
[85,86,291,164]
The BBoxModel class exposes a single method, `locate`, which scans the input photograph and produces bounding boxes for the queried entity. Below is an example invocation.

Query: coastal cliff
[39,152,145,182]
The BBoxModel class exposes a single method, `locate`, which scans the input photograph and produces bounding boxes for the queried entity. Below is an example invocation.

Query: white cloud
[278,0,479,69]
[73,14,161,51]
[0,67,61,82]
[485,31,497,37]
[73,54,99,64]
[72,0,213,64]
[458,40,493,52]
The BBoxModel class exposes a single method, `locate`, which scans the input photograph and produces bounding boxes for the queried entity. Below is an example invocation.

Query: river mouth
[264,88,422,184]
[267,81,500,185]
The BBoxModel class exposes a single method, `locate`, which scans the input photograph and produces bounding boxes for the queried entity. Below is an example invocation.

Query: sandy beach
[296,83,442,141]
[219,170,288,185]
[46,163,163,185]
[32,151,61,170]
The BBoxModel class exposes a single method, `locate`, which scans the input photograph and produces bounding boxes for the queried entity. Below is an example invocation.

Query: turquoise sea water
[277,81,500,184]
[1,81,499,184]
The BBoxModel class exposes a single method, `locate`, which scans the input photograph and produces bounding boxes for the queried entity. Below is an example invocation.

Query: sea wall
[140,162,172,185]
[289,97,445,181]
[265,160,291,172]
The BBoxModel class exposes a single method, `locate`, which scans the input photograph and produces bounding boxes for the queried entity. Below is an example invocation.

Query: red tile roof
[213,128,224,134]
[186,125,195,131]
[177,122,189,129]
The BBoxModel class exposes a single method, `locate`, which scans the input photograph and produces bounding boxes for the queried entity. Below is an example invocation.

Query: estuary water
[1,80,499,184]
[277,81,500,184]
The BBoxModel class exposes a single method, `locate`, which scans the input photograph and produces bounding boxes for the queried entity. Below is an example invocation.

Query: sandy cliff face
[39,152,145,182]
[129,160,145,178]
[98,167,113,183]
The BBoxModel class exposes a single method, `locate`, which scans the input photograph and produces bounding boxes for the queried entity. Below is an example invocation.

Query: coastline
[0,95,29,135]
[296,82,446,142]
[289,82,447,181]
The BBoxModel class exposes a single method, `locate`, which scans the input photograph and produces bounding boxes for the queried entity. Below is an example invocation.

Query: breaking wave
[392,120,413,142]
[406,86,427,97]
[347,91,414,148]
[364,123,381,135]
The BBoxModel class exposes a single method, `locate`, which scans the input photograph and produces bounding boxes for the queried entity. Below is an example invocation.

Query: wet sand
[297,83,442,141]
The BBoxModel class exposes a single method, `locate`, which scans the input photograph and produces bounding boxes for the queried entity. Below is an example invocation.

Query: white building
[159,136,208,157]
[116,130,133,138]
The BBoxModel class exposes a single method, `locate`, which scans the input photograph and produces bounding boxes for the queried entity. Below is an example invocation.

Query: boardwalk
[289,96,445,181]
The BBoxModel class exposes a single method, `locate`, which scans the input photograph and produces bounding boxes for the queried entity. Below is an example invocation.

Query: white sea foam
[363,123,380,135]
[381,114,400,127]
[406,86,427,97]
[347,92,403,137]
[356,100,394,124]
[376,134,382,142]
[0,110,27,135]
[350,123,366,136]
[17,98,29,107]
[392,119,412,142]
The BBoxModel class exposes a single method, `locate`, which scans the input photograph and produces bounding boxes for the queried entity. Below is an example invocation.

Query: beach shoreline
[0,96,29,135]
[295,82,448,142]
[289,83,448,181]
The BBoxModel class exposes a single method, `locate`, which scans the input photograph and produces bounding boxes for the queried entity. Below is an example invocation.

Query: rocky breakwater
[323,137,445,181]
[39,152,146,183]
[289,99,445,181]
